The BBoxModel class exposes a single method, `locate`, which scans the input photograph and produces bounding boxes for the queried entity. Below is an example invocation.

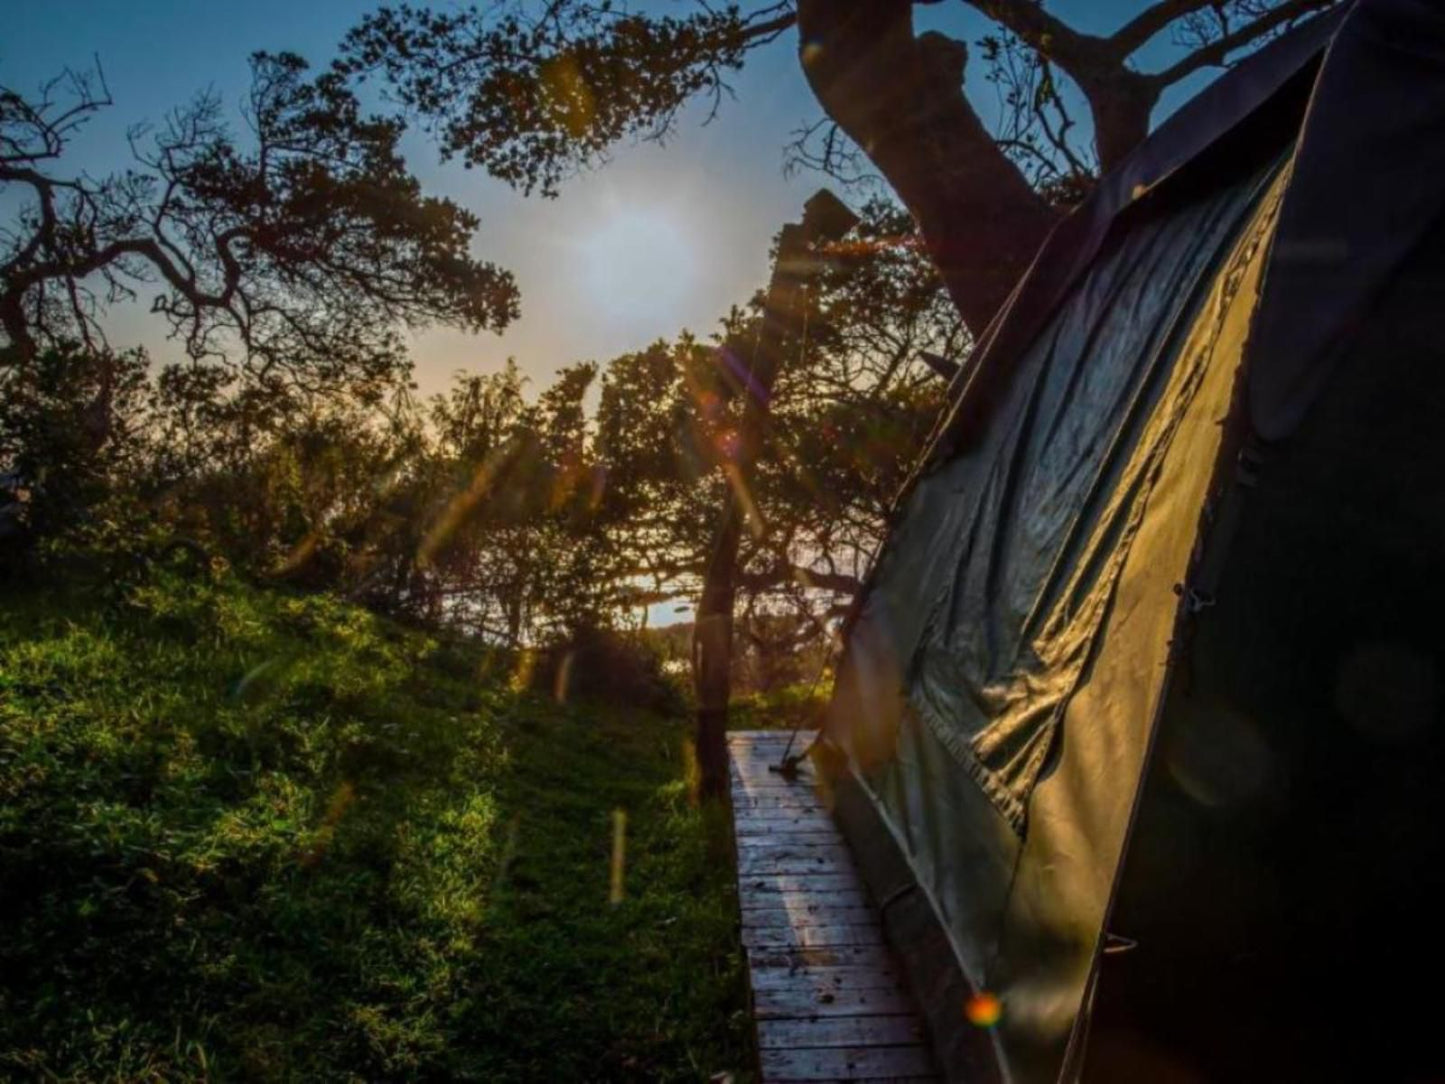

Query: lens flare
[965,991,1003,1028]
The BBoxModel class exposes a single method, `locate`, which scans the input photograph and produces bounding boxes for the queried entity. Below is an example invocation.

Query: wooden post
[692,190,858,802]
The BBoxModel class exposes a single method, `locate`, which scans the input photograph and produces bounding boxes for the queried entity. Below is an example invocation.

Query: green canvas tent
[816,1,1445,1079]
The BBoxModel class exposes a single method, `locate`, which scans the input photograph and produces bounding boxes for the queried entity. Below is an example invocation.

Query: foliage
[0,344,152,543]
[728,682,832,734]
[0,566,750,1080]
[341,0,1336,199]
[341,0,1338,338]
[1,53,519,382]
[1,197,955,678]
[582,199,957,656]
[338,2,795,197]
[530,624,685,715]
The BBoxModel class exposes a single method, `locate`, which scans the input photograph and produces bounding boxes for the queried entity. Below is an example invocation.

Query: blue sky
[6,1,1219,397]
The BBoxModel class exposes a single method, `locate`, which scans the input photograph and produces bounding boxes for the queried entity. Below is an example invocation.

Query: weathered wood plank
[730,756,816,774]
[753,981,913,1019]
[737,835,851,851]
[734,817,835,837]
[740,905,878,930]
[737,838,854,856]
[747,944,898,971]
[740,872,861,895]
[738,890,869,914]
[729,755,815,776]
[736,830,840,846]
[738,846,856,877]
[733,792,829,809]
[759,1045,935,1081]
[756,1015,927,1050]
[728,732,936,1082]
[731,789,824,807]
[743,923,884,951]
[730,778,822,797]
[734,802,830,819]
[748,964,903,993]
[729,753,816,774]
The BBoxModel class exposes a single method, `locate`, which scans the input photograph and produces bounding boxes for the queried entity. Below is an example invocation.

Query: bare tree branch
[1149,0,1335,86]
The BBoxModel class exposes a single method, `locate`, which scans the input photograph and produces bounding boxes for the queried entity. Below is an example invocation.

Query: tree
[338,0,1336,336]
[0,344,151,541]
[688,191,856,798]
[566,199,957,792]
[1,52,519,386]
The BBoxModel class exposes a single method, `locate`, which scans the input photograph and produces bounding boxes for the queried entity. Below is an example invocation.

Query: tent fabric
[901,161,1282,833]
[1084,200,1445,1081]
[819,2,1445,1079]
[916,6,1340,469]
[1247,0,1445,438]
[825,156,1294,1080]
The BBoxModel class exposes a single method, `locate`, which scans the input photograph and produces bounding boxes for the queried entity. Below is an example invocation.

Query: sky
[5,1,1219,399]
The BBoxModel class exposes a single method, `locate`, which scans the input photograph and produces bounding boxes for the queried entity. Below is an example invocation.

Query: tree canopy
[1,52,519,385]
[339,0,1337,332]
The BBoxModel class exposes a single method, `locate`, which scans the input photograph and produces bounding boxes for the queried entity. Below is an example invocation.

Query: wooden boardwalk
[729,731,939,1083]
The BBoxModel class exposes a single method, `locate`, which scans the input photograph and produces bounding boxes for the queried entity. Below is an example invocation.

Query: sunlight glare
[574,205,698,328]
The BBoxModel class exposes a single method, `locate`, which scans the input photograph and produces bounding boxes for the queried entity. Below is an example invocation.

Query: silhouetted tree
[338,0,1336,334]
[1,53,519,385]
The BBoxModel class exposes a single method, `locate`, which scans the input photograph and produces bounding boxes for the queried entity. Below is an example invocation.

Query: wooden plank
[737,838,854,855]
[743,923,884,951]
[736,829,839,846]
[734,801,830,818]
[740,873,861,895]
[733,803,829,821]
[756,1015,927,1050]
[738,888,867,916]
[759,1045,935,1081]
[728,731,810,746]
[731,784,825,802]
[728,732,937,1082]
[733,792,829,810]
[745,872,855,890]
[729,754,816,775]
[739,887,866,912]
[740,905,878,930]
[753,981,913,1019]
[738,846,855,877]
[748,964,903,993]
[734,816,835,836]
[730,778,822,797]
[728,768,820,786]
[737,835,850,851]
[747,944,897,971]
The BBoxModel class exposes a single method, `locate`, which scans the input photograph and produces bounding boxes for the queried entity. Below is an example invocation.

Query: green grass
[0,565,752,1081]
[727,683,831,734]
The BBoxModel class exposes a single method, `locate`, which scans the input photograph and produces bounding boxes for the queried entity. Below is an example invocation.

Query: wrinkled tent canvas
[818,1,1445,1080]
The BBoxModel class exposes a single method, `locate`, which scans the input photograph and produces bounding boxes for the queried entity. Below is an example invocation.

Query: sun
[573,205,698,328]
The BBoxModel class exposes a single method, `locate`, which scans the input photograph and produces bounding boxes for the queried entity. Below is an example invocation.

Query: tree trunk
[692,192,859,802]
[1080,69,1160,173]
[796,0,1061,337]
[693,497,742,803]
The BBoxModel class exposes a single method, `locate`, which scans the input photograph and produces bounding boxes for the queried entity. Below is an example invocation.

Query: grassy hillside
[0,562,751,1080]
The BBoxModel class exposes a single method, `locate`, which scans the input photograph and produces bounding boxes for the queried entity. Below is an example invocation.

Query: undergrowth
[0,563,751,1081]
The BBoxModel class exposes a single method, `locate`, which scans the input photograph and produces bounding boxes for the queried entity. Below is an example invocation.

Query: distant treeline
[2,202,960,683]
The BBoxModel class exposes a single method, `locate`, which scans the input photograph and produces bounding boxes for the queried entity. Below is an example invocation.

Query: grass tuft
[0,569,752,1080]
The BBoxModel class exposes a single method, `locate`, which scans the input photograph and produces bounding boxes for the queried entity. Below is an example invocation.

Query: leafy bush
[531,624,685,714]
